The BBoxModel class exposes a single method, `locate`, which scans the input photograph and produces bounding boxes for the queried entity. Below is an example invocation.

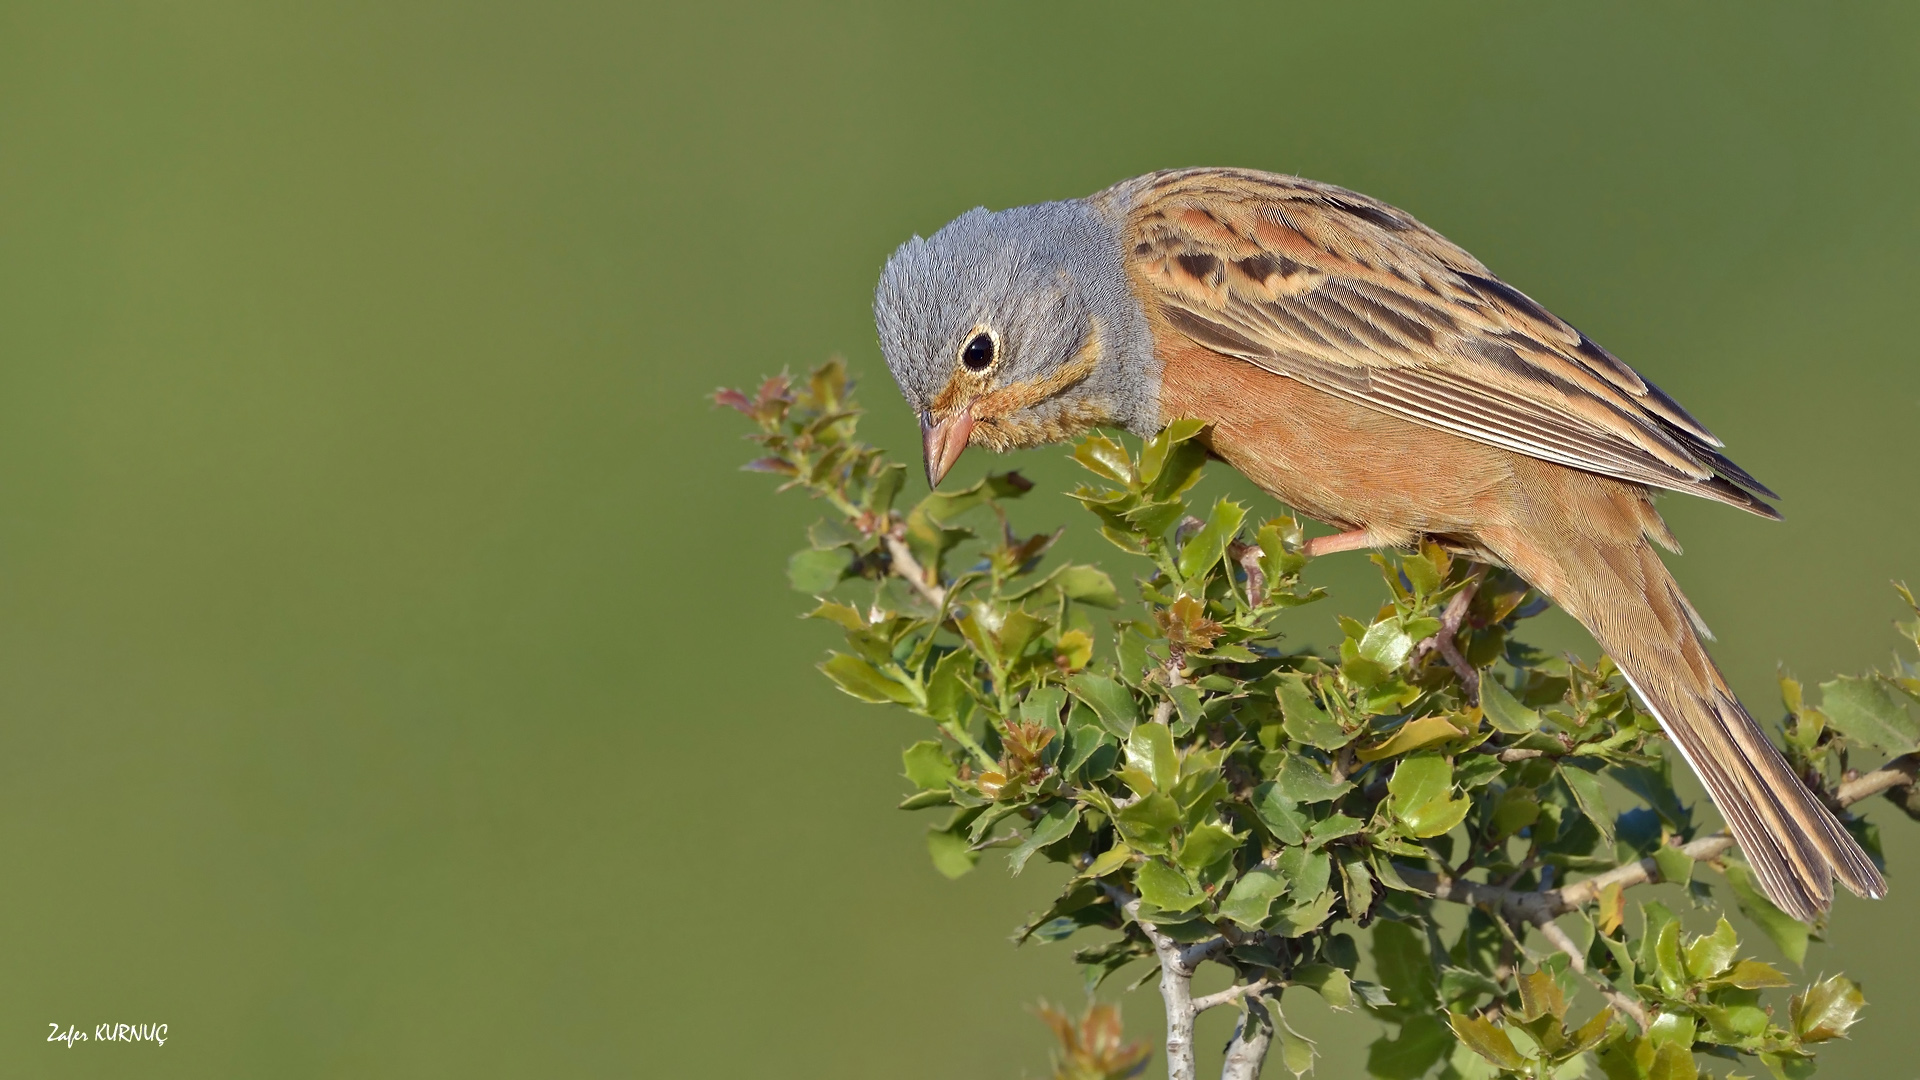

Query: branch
[1838,752,1920,805]
[1100,882,1204,1080]
[1394,753,1920,1031]
[881,532,947,607]
[1218,993,1278,1080]
[1192,977,1276,1015]
[1536,909,1650,1032]
[1151,648,1187,728]
[1229,540,1267,608]
[1551,754,1914,910]
[1412,570,1483,699]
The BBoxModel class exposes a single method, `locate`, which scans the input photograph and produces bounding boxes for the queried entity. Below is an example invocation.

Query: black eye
[960,331,996,371]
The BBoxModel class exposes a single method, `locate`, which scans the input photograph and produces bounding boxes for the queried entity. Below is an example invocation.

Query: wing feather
[1098,168,1777,514]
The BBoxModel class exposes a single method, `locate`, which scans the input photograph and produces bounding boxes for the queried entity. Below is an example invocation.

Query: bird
[871,166,1884,923]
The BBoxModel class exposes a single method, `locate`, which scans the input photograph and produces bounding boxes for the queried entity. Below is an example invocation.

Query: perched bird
[872,167,1884,922]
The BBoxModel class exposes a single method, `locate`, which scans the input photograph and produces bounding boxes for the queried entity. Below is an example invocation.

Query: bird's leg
[1301,528,1376,559]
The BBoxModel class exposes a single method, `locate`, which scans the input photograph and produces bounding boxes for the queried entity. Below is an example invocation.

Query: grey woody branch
[1394,751,1920,1031]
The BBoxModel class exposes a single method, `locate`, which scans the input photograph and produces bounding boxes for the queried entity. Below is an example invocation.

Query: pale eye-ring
[960,329,997,372]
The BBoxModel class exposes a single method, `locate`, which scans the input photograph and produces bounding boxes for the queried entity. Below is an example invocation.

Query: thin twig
[1413,569,1484,698]
[882,532,946,607]
[1192,977,1276,1014]
[1477,746,1547,763]
[1837,752,1920,805]
[1229,540,1267,608]
[1151,649,1187,728]
[1536,912,1649,1032]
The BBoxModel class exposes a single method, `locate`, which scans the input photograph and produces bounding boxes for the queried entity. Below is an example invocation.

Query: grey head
[873,198,1159,486]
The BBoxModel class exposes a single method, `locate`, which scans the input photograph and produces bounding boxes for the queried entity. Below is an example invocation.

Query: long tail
[1482,487,1885,922]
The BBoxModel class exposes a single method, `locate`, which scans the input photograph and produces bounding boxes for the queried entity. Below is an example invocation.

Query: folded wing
[1099,168,1777,517]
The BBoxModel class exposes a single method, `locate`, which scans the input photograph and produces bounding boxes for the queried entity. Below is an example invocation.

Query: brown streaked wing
[1103,168,1777,512]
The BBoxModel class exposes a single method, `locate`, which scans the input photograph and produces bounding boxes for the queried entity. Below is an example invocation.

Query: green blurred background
[2,2,1915,1076]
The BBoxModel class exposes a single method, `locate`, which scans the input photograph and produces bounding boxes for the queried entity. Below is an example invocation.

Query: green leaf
[1372,919,1437,1012]
[1337,847,1374,918]
[1366,1013,1451,1080]
[1759,1050,1817,1080]
[1140,419,1208,497]
[1724,861,1810,965]
[1294,963,1355,1011]
[1792,974,1865,1043]
[1071,433,1133,483]
[1647,1011,1696,1051]
[1358,619,1416,670]
[1358,714,1469,762]
[1389,753,1471,838]
[1448,1011,1528,1071]
[1308,812,1366,847]
[1278,674,1351,750]
[1062,719,1117,781]
[1646,1040,1699,1080]
[820,653,917,705]
[1269,886,1339,937]
[1819,675,1920,755]
[1165,683,1204,731]
[1124,721,1179,793]
[1014,881,1102,944]
[1455,753,1505,790]
[995,607,1050,660]
[1400,550,1443,597]
[1438,966,1504,1006]
[807,516,860,550]
[1082,845,1134,879]
[1176,497,1247,582]
[1652,844,1694,889]
[1273,752,1354,803]
[1637,900,1676,979]
[1275,845,1332,904]
[1490,787,1541,839]
[1567,1007,1615,1056]
[1219,868,1288,928]
[1561,764,1615,848]
[1055,565,1121,607]
[864,461,906,515]
[1019,685,1068,730]
[1136,857,1205,913]
[1514,967,1567,1022]
[1255,520,1307,588]
[923,648,975,722]
[1251,781,1309,845]
[897,789,951,810]
[1685,917,1739,981]
[1275,1007,1317,1078]
[901,740,956,790]
[927,828,978,879]
[1009,802,1081,875]
[1481,676,1543,734]
[804,600,867,632]
[1717,959,1792,989]
[1653,917,1686,996]
[787,546,851,592]
[1067,672,1140,737]
[1175,821,1241,871]
[1113,793,1182,854]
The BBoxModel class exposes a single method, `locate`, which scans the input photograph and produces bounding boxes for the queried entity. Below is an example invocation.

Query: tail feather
[1484,501,1885,922]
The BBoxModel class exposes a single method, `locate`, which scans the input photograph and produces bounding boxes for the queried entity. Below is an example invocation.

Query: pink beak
[920,410,975,488]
